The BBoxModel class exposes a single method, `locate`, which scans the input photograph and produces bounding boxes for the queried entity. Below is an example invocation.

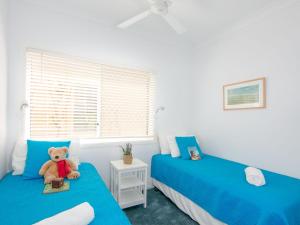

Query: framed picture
[223,77,266,110]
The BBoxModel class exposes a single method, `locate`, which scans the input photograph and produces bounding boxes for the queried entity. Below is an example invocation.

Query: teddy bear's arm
[39,160,52,176]
[67,159,77,171]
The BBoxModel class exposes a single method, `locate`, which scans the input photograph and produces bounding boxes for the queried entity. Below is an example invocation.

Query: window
[26,49,154,139]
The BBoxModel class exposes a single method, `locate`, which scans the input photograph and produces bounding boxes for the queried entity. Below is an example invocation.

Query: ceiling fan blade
[118,10,152,29]
[162,14,186,34]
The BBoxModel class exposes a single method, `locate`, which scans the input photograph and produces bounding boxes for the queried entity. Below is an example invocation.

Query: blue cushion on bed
[23,140,71,179]
[175,136,203,160]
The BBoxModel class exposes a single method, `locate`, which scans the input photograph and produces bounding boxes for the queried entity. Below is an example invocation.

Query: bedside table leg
[117,171,120,202]
[111,167,115,200]
[144,169,147,208]
[110,165,112,192]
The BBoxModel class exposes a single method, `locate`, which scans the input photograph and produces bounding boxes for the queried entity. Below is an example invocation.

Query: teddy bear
[39,146,80,184]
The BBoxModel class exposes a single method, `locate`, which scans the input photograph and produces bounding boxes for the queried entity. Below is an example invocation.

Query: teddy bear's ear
[62,147,69,154]
[48,147,56,155]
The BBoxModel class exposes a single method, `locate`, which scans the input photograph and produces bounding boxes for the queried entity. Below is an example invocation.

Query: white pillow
[68,139,80,170]
[158,134,170,154]
[12,138,80,175]
[167,135,181,158]
[12,138,27,175]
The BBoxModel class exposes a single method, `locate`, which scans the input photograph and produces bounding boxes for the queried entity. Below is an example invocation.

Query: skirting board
[152,179,227,225]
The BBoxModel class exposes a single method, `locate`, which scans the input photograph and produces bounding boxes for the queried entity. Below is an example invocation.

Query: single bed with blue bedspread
[0,163,131,225]
[152,154,300,225]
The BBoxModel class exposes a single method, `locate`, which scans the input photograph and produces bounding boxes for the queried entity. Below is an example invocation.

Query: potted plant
[120,143,133,164]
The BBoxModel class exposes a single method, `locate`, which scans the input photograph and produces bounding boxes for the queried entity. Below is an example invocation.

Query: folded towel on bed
[245,167,266,187]
[33,202,95,225]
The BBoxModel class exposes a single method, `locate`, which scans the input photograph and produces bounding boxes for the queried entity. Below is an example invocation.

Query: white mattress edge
[152,178,227,225]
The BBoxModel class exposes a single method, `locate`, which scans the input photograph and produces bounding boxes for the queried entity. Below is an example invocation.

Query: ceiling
[21,0,284,45]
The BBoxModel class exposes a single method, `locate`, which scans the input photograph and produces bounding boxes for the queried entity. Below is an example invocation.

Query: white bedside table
[110,158,148,209]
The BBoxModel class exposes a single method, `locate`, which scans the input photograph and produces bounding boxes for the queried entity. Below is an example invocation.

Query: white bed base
[152,179,227,225]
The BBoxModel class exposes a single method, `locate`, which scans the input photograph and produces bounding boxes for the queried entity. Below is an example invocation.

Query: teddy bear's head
[48,147,68,162]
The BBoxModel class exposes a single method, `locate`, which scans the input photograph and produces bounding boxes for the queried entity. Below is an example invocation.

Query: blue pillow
[23,140,71,179]
[175,136,203,160]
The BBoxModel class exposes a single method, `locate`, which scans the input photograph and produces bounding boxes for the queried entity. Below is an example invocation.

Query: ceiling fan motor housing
[118,0,185,34]
[150,0,172,15]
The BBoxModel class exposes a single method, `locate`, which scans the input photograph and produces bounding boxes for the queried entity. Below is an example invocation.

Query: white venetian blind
[26,49,154,139]
[101,65,154,138]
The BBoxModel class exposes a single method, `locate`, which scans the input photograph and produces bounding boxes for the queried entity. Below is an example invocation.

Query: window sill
[80,137,156,148]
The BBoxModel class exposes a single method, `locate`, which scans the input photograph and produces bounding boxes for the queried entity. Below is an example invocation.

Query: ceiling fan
[117,0,186,34]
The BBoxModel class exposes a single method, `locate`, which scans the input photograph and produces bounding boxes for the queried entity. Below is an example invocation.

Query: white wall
[0,0,8,179]
[194,1,300,178]
[7,0,196,186]
[7,0,300,185]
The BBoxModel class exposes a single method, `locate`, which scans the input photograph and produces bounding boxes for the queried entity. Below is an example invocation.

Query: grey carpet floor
[124,188,199,225]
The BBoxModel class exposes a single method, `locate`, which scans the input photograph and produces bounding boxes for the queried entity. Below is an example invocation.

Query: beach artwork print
[223,78,266,110]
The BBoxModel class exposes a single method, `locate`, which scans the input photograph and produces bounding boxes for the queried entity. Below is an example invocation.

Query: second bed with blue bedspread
[152,154,300,225]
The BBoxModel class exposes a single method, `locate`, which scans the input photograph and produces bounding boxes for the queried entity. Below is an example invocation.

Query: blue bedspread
[151,154,300,225]
[0,163,131,225]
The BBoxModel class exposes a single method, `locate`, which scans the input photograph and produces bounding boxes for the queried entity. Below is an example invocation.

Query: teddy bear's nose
[55,156,59,159]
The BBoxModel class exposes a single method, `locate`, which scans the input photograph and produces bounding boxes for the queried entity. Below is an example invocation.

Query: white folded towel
[245,167,266,187]
[33,202,95,225]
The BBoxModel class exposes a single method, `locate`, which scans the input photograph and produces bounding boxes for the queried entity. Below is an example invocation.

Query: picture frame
[223,77,266,110]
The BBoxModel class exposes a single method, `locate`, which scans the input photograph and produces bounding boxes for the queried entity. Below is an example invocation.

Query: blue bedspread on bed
[151,154,300,225]
[0,163,131,225]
